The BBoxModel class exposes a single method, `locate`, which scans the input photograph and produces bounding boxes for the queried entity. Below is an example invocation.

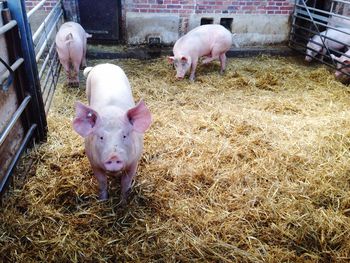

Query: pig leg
[320,48,326,61]
[81,44,87,68]
[202,46,222,65]
[120,161,138,205]
[72,60,80,86]
[202,54,219,64]
[93,168,108,200]
[219,53,227,74]
[189,58,198,81]
[60,59,71,83]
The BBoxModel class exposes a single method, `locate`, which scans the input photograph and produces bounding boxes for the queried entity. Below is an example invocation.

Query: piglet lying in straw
[55,22,92,86]
[168,24,238,81]
[73,63,152,204]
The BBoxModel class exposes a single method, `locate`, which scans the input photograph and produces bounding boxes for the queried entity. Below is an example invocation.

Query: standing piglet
[305,28,350,62]
[73,63,152,204]
[168,24,236,81]
[55,22,91,86]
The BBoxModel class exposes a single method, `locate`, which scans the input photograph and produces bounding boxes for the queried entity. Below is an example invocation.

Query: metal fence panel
[289,0,350,76]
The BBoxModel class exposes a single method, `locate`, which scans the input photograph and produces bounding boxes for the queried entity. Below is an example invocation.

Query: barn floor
[1,55,350,262]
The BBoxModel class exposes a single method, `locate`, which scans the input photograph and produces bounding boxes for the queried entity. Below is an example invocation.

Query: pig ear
[72,101,100,137]
[127,100,152,133]
[180,56,188,63]
[167,56,175,64]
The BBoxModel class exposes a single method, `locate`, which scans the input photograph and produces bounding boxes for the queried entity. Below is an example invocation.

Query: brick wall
[25,0,58,11]
[126,0,294,15]
[25,0,294,15]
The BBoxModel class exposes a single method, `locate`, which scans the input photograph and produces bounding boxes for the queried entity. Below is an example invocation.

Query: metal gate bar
[0,58,24,87]
[295,3,350,22]
[0,0,64,195]
[0,124,37,193]
[27,0,48,19]
[28,0,63,113]
[32,1,62,42]
[35,10,63,62]
[0,2,40,195]
[289,0,350,76]
[0,95,31,148]
[7,0,47,141]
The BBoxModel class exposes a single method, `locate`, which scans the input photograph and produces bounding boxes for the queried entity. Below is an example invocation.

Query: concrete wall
[24,0,295,47]
[126,13,180,45]
[125,0,295,46]
[188,14,291,46]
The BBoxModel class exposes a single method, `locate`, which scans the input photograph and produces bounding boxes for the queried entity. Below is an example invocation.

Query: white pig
[55,22,92,86]
[305,28,350,62]
[330,52,350,78]
[72,63,152,203]
[168,24,236,81]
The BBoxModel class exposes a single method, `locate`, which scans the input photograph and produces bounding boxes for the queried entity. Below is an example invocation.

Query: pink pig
[168,24,236,81]
[331,52,350,78]
[55,22,92,86]
[72,63,152,203]
[305,28,350,62]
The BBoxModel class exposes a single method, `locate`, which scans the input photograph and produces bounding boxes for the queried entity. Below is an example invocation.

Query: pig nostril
[116,160,122,164]
[106,161,112,165]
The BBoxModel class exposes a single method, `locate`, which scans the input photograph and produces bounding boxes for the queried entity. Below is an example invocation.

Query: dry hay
[1,55,350,262]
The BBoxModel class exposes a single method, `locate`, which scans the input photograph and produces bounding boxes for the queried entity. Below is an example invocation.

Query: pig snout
[104,154,124,172]
[305,56,312,62]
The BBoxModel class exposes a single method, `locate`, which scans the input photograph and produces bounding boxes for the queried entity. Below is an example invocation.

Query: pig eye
[100,136,104,140]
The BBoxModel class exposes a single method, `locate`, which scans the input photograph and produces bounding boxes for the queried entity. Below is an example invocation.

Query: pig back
[56,22,86,58]
[174,24,232,57]
[86,64,135,111]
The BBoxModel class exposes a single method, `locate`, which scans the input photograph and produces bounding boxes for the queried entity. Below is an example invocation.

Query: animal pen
[1,0,350,262]
[290,0,350,75]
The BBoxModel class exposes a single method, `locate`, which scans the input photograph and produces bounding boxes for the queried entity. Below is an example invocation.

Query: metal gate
[26,0,63,113]
[0,0,63,195]
[289,0,350,75]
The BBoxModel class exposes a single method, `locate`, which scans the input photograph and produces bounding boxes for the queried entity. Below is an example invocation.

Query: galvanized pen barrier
[29,0,63,113]
[0,0,64,196]
[289,0,350,76]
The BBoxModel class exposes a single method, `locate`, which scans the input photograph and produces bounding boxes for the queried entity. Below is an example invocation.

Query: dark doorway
[78,0,121,42]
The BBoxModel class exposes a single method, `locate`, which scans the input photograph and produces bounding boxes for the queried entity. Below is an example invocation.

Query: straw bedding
[1,55,350,262]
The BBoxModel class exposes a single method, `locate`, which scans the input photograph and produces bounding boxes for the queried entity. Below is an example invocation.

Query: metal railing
[0,0,64,195]
[28,0,63,113]
[289,0,350,76]
[0,6,34,194]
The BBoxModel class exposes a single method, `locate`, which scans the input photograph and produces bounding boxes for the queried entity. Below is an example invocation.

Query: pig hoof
[98,192,109,201]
